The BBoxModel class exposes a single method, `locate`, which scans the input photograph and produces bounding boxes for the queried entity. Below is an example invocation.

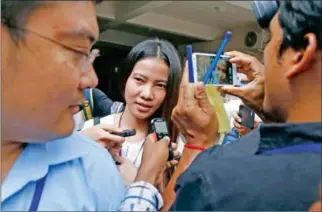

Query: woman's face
[216,62,227,81]
[124,57,169,120]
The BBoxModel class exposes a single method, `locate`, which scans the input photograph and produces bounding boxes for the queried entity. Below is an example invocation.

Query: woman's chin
[133,110,153,120]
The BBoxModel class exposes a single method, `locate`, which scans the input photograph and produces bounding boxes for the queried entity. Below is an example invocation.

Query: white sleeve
[176,134,186,155]
[118,181,163,211]
[82,115,115,130]
[82,119,94,130]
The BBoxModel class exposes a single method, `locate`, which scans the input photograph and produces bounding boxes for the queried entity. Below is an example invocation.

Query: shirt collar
[2,132,90,202]
[44,132,90,165]
[257,122,322,153]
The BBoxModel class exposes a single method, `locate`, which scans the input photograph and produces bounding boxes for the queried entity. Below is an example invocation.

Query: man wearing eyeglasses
[1,1,169,211]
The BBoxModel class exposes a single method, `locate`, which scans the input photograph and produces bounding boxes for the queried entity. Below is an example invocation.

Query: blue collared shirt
[2,132,127,211]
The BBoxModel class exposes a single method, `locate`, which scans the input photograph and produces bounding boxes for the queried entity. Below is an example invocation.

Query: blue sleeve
[92,88,113,117]
[222,127,240,145]
[82,144,127,210]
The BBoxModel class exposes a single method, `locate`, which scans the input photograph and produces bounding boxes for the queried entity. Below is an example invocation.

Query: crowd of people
[2,0,321,211]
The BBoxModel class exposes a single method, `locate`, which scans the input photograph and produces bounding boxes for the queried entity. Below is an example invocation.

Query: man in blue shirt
[1,1,169,210]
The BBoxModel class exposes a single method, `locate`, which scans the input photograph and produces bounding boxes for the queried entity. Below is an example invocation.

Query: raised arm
[162,63,219,210]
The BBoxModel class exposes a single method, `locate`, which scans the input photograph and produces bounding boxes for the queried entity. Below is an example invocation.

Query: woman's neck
[120,107,149,136]
[1,140,26,182]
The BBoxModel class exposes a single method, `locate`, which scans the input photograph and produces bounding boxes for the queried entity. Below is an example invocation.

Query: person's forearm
[119,165,162,211]
[135,167,157,185]
[161,148,202,211]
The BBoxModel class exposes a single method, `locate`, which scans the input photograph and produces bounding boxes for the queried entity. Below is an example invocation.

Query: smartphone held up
[192,53,238,86]
[238,105,255,129]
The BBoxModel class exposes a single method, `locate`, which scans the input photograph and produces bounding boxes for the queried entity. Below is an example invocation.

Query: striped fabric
[118,181,163,211]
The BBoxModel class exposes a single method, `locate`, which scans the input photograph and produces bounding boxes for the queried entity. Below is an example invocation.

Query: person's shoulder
[174,128,261,196]
[47,132,124,182]
[174,154,314,210]
[82,114,116,129]
[46,132,113,165]
[198,127,260,161]
[72,133,123,181]
[74,133,126,210]
[46,132,126,210]
[201,154,320,210]
[74,131,107,150]
[91,88,105,98]
[175,145,321,210]
[82,118,94,129]
[75,132,116,167]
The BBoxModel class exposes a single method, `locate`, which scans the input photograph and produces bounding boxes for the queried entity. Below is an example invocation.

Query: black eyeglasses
[3,21,100,72]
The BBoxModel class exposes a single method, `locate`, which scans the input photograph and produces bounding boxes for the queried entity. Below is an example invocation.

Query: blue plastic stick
[186,45,194,83]
[202,31,232,84]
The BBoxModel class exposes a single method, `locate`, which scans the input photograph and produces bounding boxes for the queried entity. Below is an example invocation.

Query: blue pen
[186,45,194,83]
[202,31,232,84]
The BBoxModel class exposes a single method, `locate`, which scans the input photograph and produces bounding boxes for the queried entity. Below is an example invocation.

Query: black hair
[118,38,183,142]
[278,0,322,55]
[1,0,102,41]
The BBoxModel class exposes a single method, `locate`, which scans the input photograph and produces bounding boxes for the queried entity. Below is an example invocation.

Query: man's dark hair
[278,0,322,55]
[1,0,102,41]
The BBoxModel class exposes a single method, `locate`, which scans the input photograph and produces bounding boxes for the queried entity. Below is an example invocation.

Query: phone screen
[195,54,234,85]
[155,122,168,133]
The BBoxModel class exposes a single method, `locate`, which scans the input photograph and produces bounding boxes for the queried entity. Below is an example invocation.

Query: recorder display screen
[155,122,168,133]
[195,55,234,85]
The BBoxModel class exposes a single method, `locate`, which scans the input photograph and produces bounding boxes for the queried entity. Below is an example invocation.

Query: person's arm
[161,148,201,211]
[118,148,203,211]
[161,64,219,210]
[118,181,163,211]
[168,166,211,211]
[118,135,171,211]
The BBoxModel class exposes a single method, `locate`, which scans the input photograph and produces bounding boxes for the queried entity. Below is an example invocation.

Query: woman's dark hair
[118,38,183,142]
[278,0,322,55]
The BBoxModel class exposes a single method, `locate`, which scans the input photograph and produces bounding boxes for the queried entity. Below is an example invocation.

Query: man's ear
[285,33,318,79]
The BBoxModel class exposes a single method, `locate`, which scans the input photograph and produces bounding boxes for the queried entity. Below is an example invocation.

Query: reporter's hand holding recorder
[81,124,178,187]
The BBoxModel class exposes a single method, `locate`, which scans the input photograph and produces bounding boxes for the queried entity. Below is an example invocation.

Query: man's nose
[79,65,98,90]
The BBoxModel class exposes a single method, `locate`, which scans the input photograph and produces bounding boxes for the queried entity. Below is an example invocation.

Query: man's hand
[232,111,260,136]
[219,51,267,121]
[135,134,170,185]
[167,142,180,168]
[80,124,124,157]
[116,157,138,186]
[171,63,219,148]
